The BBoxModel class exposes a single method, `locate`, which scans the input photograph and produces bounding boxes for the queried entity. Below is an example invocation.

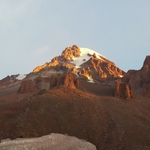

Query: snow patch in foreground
[16,74,26,80]
[0,133,97,150]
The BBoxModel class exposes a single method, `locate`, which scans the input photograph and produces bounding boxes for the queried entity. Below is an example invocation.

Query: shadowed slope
[0,85,150,150]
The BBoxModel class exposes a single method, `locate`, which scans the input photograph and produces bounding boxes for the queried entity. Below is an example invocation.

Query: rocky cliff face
[122,55,150,98]
[79,55,124,81]
[18,72,79,94]
[50,72,79,89]
[18,80,39,94]
[114,80,132,99]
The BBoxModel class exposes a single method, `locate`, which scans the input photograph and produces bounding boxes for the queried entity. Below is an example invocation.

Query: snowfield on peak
[71,48,106,67]
[16,74,26,80]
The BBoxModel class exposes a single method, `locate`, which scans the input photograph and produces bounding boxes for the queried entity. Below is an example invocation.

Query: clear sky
[0,0,150,79]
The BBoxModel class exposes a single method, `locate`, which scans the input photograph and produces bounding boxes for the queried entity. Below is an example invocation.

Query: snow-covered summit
[32,45,125,82]
[71,47,106,67]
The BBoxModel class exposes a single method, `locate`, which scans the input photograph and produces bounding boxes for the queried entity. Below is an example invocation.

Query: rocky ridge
[0,74,26,88]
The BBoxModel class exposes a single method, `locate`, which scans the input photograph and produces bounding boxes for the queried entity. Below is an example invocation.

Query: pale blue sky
[0,0,150,79]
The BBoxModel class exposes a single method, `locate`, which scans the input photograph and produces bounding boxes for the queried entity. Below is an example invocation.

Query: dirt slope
[0,81,150,150]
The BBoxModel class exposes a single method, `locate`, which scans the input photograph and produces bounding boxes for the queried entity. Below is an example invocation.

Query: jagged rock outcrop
[114,80,132,99]
[18,73,79,94]
[123,55,150,97]
[18,80,39,94]
[79,55,124,81]
[61,45,81,61]
[50,73,79,89]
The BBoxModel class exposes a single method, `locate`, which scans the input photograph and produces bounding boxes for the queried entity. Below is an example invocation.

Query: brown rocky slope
[0,80,150,150]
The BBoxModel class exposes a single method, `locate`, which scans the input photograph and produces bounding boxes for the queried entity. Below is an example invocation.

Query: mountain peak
[33,45,107,73]
[143,55,150,68]
[61,45,81,61]
[33,45,124,82]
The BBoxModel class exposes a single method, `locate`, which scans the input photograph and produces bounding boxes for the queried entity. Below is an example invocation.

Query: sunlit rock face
[114,80,132,99]
[33,45,80,73]
[50,72,79,89]
[0,133,97,150]
[123,55,150,98]
[32,45,125,82]
[33,62,49,73]
[61,45,81,61]
[79,54,124,81]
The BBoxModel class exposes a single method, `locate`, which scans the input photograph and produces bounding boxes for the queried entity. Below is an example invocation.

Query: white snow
[71,48,105,67]
[87,76,95,83]
[88,78,95,83]
[16,74,26,80]
[119,75,123,78]
[0,133,97,150]
[69,48,105,83]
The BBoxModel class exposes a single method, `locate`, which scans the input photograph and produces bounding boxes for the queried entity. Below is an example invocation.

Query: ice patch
[16,74,26,80]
